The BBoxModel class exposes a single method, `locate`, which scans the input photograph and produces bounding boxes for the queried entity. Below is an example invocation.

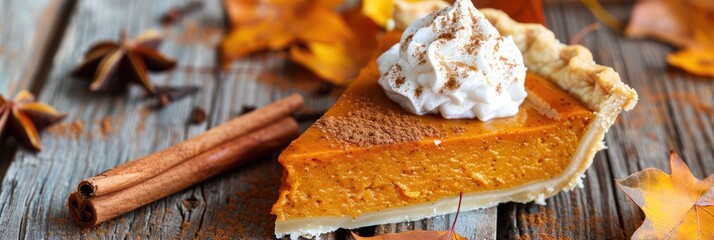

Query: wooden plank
[500,2,714,239]
[374,208,497,238]
[0,0,222,238]
[0,0,71,94]
[499,3,640,239]
[0,0,497,239]
[0,0,73,172]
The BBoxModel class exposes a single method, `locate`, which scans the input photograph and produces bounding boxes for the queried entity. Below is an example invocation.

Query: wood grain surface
[0,0,712,239]
[0,0,74,171]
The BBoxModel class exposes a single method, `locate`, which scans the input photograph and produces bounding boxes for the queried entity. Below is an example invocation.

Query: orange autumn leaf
[626,0,714,77]
[352,192,466,240]
[667,47,714,77]
[626,0,714,48]
[221,0,377,85]
[290,7,378,84]
[616,151,714,239]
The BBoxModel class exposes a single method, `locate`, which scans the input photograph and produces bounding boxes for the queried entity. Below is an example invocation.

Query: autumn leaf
[363,0,545,30]
[625,0,714,77]
[473,0,545,24]
[616,151,714,239]
[352,192,466,240]
[290,7,378,84]
[667,47,714,77]
[221,0,378,85]
[362,0,395,28]
[363,0,450,29]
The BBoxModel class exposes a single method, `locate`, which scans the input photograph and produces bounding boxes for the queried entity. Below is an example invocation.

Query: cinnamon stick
[69,117,299,227]
[78,94,303,198]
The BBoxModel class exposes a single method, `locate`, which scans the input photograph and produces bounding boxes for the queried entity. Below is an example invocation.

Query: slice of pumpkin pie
[272,0,637,238]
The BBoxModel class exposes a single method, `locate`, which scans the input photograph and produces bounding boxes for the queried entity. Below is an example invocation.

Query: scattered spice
[100,117,112,137]
[153,85,200,108]
[514,202,617,239]
[653,92,714,115]
[178,221,191,238]
[517,206,568,240]
[70,120,85,139]
[195,162,283,239]
[452,126,467,135]
[315,97,443,147]
[173,20,223,46]
[190,107,207,124]
[72,30,177,94]
[136,107,151,132]
[0,90,66,151]
[160,1,204,26]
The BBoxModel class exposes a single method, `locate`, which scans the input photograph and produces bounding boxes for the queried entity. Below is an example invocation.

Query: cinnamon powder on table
[47,120,85,139]
[315,97,443,147]
[100,117,112,137]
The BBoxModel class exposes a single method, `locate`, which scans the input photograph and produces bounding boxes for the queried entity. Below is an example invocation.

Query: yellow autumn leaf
[290,9,378,85]
[616,151,714,239]
[362,0,450,29]
[221,0,379,85]
[362,0,394,27]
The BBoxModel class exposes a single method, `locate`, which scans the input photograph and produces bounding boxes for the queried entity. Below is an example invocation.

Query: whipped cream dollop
[377,0,527,120]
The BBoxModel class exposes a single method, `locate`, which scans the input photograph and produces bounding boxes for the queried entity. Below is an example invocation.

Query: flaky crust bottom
[276,9,638,239]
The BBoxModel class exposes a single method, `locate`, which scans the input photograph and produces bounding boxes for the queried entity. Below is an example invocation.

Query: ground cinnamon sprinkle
[173,20,222,45]
[517,206,571,240]
[100,117,112,137]
[659,92,714,114]
[415,86,424,98]
[47,120,85,139]
[452,125,467,134]
[516,203,617,239]
[71,121,85,139]
[47,123,68,137]
[136,107,151,132]
[315,97,443,147]
[195,162,282,239]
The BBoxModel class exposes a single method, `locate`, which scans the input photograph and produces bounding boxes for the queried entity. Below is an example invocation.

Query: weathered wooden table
[1,0,712,239]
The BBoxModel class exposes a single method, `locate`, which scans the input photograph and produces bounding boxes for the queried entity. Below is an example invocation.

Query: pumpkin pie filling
[273,68,594,220]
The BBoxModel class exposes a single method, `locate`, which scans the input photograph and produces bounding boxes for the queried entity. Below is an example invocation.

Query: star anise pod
[72,30,177,94]
[0,90,66,151]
